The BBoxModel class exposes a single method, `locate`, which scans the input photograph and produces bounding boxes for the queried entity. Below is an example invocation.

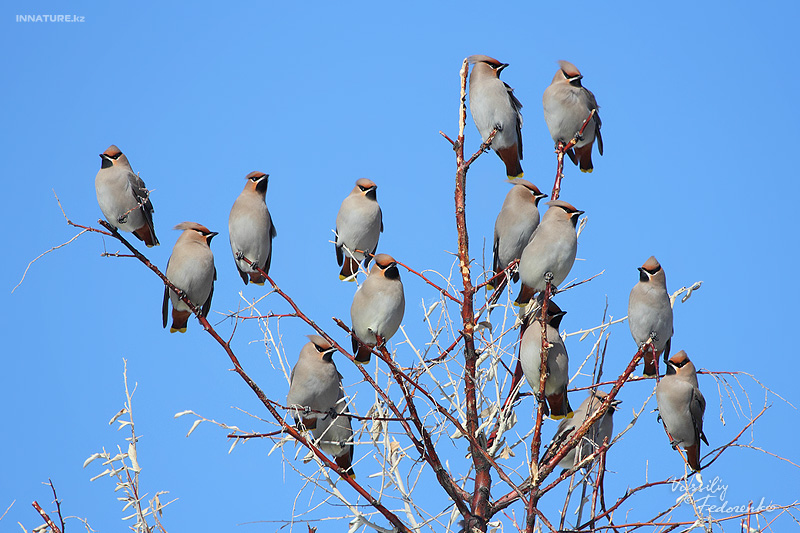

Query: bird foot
[235,251,245,261]
[117,214,128,224]
[544,271,554,282]
[649,330,659,342]
[573,132,584,142]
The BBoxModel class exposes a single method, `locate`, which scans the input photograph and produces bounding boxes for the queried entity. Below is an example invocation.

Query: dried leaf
[348,516,363,533]
[90,469,111,482]
[127,442,140,472]
[108,452,127,463]
[505,410,517,430]
[228,438,241,454]
[498,444,514,460]
[186,419,202,437]
[154,492,163,516]
[108,408,127,425]
[83,452,105,468]
[268,436,290,456]
[479,405,496,419]
[389,439,401,457]
[424,301,440,320]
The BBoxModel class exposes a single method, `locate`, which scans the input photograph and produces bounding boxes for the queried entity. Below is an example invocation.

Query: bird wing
[269,211,277,238]
[583,88,603,155]
[201,269,216,317]
[504,82,523,159]
[162,285,169,328]
[492,228,501,275]
[128,171,154,213]
[691,388,708,446]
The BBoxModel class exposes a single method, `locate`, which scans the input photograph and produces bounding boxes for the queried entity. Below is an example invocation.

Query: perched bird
[656,351,708,471]
[543,60,603,173]
[519,301,573,419]
[162,222,217,333]
[229,171,277,285]
[95,145,159,247]
[628,256,674,377]
[489,179,548,290]
[287,335,342,432]
[544,390,620,470]
[467,55,524,179]
[312,390,355,479]
[350,254,405,364]
[335,179,383,281]
[516,200,583,305]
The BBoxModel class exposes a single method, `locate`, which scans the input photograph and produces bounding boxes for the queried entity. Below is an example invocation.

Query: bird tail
[514,284,536,306]
[547,388,574,420]
[297,417,317,431]
[685,443,701,471]
[643,350,659,377]
[496,145,524,179]
[170,310,191,333]
[134,223,159,247]
[335,449,355,479]
[354,343,372,364]
[574,144,594,173]
[339,257,359,281]
[248,271,266,285]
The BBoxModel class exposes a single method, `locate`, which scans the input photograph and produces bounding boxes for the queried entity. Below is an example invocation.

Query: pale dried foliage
[82,360,174,533]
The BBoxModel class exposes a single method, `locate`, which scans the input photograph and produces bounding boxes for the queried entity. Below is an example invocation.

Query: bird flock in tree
[92,55,708,484]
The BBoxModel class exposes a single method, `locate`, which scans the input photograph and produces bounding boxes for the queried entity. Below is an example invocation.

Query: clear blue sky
[3,1,799,531]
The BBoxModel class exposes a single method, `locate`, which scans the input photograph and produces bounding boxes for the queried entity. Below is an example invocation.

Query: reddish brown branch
[454,57,491,532]
[525,280,552,533]
[395,259,462,304]
[422,332,465,366]
[32,501,61,533]
[439,131,456,146]
[551,109,596,201]
[47,479,65,533]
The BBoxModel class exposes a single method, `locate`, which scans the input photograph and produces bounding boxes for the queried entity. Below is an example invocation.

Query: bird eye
[645,265,662,275]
